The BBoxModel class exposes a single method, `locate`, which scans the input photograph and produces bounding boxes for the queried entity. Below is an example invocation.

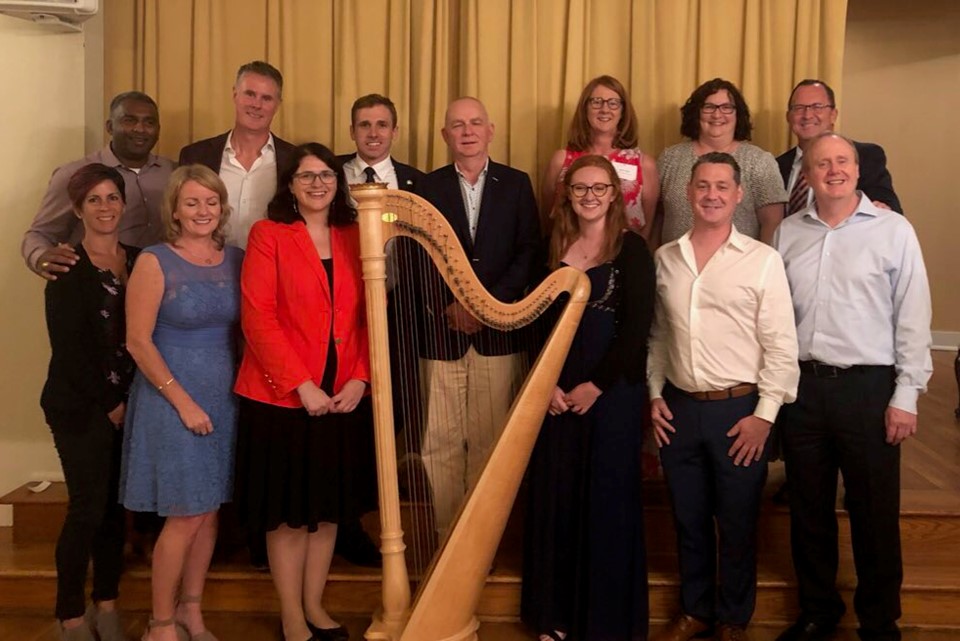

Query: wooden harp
[352,183,590,641]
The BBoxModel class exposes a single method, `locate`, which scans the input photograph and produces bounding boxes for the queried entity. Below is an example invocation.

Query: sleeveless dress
[557,148,647,232]
[120,244,243,517]
[522,258,649,641]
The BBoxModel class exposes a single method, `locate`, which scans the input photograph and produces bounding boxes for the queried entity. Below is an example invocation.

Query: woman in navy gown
[522,154,656,641]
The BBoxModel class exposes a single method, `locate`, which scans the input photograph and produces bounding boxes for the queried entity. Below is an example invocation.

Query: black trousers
[659,383,768,626]
[779,365,902,641]
[50,411,126,620]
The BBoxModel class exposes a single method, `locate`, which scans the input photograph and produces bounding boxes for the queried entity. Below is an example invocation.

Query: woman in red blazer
[234,143,374,641]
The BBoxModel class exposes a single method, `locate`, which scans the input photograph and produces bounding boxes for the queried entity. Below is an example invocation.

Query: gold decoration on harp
[351,183,590,641]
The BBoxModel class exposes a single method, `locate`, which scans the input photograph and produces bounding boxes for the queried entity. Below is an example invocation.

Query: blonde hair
[548,155,626,270]
[161,164,232,249]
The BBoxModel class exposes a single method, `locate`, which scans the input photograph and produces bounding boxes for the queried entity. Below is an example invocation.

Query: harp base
[364,608,407,641]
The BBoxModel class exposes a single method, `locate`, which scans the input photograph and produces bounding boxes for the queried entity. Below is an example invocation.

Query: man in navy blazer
[337,93,424,192]
[178,61,296,248]
[777,79,902,215]
[414,97,540,535]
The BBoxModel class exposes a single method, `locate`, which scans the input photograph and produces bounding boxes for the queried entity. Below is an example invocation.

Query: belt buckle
[812,361,838,378]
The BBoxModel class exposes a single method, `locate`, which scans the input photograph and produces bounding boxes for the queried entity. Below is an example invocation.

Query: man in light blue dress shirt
[773,133,932,641]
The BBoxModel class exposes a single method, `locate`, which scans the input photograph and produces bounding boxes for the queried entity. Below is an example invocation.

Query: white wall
[0,12,102,524]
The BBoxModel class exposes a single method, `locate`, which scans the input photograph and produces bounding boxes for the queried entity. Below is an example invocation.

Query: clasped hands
[548,382,602,416]
[297,378,366,416]
[444,302,482,335]
[651,397,772,467]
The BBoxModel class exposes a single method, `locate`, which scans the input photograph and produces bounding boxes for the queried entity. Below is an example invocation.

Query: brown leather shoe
[717,623,750,641]
[651,613,712,641]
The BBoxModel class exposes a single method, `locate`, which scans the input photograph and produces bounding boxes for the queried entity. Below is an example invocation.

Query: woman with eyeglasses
[522,155,656,641]
[541,75,659,240]
[656,77,786,246]
[233,143,374,641]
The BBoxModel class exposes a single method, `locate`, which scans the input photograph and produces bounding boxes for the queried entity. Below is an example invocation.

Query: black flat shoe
[306,623,348,641]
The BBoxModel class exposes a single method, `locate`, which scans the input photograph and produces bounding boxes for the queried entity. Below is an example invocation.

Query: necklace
[176,243,220,265]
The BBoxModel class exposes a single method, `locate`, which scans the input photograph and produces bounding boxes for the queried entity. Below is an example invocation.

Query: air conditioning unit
[0,0,98,32]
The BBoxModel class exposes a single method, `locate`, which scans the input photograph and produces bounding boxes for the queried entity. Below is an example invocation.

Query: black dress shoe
[306,622,349,641]
[776,620,838,641]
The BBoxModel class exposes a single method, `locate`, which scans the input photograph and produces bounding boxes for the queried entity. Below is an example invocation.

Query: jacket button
[334,338,343,345]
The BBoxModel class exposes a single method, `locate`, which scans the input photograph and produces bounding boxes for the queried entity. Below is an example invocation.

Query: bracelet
[157,377,175,392]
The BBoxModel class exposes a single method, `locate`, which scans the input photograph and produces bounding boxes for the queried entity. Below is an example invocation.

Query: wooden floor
[2,614,959,641]
[1,351,958,640]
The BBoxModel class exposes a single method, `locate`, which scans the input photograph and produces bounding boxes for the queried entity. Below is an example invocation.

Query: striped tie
[787,173,809,216]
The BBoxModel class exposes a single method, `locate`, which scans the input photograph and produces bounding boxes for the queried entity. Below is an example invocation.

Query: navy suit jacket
[412,160,540,360]
[335,153,424,192]
[776,141,903,214]
[178,131,297,180]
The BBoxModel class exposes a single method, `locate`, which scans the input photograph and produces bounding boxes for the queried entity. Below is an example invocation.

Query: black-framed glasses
[701,103,737,115]
[788,103,835,114]
[587,97,623,110]
[294,170,337,185]
[570,183,614,198]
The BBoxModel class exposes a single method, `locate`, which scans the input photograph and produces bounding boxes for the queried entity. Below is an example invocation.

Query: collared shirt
[773,193,932,413]
[786,146,815,211]
[648,226,799,423]
[343,155,399,189]
[220,131,277,249]
[22,145,175,272]
[455,159,489,241]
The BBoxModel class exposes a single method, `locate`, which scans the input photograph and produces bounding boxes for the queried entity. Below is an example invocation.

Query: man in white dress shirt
[178,60,296,249]
[649,152,799,641]
[338,93,424,192]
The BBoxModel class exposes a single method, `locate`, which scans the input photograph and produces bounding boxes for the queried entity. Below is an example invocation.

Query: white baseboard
[932,331,960,351]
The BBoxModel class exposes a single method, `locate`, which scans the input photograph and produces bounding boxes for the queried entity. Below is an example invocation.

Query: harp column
[352,184,411,640]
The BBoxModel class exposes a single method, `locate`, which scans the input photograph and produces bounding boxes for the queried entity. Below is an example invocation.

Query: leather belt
[799,360,891,378]
[681,383,758,402]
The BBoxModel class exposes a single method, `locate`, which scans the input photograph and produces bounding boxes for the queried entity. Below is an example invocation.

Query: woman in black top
[41,163,139,641]
[522,155,656,641]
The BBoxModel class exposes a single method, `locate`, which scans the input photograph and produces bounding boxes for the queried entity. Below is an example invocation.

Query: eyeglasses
[788,103,835,114]
[587,97,623,110]
[570,183,614,198]
[293,170,337,185]
[701,103,736,115]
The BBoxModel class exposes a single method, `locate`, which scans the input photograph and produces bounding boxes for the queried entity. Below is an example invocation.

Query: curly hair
[548,155,627,270]
[679,77,753,141]
[267,143,357,227]
[566,75,639,152]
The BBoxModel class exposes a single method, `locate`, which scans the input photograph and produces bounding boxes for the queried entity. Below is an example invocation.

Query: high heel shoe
[176,594,218,641]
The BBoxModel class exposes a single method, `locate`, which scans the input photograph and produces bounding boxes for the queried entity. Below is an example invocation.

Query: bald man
[412,97,540,534]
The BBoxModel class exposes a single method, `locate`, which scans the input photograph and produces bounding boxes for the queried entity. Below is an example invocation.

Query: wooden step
[3,528,960,629]
[0,482,67,545]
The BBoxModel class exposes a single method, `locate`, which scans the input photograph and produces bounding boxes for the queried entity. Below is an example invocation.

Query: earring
[292,199,299,216]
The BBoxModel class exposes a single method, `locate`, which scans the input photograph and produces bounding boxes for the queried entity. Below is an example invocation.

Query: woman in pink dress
[541,75,659,241]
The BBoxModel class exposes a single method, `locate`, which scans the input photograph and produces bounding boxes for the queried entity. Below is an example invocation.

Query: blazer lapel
[290,223,331,302]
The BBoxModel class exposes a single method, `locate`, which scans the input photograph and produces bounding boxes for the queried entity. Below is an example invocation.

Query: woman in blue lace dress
[120,164,242,641]
[522,155,656,641]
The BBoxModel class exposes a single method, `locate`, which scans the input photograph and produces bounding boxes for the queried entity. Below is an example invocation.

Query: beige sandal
[176,595,219,641]
[143,617,189,641]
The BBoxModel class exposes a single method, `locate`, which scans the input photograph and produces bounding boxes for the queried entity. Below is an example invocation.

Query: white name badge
[612,160,638,182]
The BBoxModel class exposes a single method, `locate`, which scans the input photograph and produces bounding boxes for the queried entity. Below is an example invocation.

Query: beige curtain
[104,0,847,185]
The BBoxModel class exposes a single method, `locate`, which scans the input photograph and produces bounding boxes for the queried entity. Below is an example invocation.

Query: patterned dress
[120,244,243,517]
